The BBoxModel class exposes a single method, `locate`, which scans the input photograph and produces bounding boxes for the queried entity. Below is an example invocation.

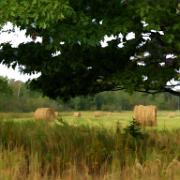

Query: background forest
[0,76,179,112]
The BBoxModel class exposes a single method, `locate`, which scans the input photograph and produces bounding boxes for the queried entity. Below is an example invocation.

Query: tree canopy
[0,0,180,100]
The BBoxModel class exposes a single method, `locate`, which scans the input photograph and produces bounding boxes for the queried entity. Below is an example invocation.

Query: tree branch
[164,88,180,96]
[112,86,180,96]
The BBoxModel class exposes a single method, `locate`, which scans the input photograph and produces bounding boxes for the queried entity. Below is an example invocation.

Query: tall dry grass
[0,120,179,179]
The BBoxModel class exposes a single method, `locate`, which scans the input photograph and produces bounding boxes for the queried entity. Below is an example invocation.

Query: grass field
[61,111,180,131]
[0,111,179,179]
[1,111,180,130]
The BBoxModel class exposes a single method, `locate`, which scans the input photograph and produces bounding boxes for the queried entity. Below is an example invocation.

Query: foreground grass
[0,120,179,179]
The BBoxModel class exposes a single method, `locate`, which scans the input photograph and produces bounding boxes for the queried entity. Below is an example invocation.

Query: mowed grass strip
[0,111,180,130]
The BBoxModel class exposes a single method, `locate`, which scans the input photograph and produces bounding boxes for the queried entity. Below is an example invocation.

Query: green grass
[0,111,179,179]
[0,112,33,120]
[58,110,180,131]
[2,111,179,130]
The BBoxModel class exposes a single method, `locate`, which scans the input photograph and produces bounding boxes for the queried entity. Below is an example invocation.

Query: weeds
[0,120,179,179]
[124,120,144,138]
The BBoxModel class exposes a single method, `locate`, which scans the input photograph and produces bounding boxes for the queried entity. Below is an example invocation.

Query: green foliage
[0,75,178,112]
[0,75,179,112]
[62,91,179,111]
[0,77,59,112]
[0,0,180,99]
[0,0,73,28]
[0,76,12,95]
[124,120,143,139]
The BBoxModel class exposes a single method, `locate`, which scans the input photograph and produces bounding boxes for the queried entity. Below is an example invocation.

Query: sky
[0,22,41,82]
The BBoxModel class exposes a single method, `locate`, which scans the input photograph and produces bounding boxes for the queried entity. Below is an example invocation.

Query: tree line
[0,76,179,112]
[0,76,58,112]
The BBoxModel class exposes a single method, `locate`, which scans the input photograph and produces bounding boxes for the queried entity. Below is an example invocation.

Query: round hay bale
[94,111,102,117]
[73,112,81,117]
[167,112,176,118]
[133,105,157,126]
[34,108,56,121]
[55,111,60,117]
[107,112,113,116]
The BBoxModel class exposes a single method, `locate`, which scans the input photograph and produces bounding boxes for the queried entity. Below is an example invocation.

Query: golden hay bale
[73,112,81,117]
[34,108,56,121]
[167,112,176,118]
[55,111,60,117]
[133,105,157,126]
[107,112,113,116]
[94,111,102,117]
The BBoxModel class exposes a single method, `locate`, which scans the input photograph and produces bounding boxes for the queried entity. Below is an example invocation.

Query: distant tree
[0,0,179,100]
[0,76,12,95]
[0,78,59,112]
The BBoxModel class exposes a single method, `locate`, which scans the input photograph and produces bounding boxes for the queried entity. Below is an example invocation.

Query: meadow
[60,111,180,131]
[1,111,180,130]
[0,111,180,179]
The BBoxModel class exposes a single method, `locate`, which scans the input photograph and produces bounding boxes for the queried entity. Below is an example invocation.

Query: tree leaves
[0,0,180,99]
[0,76,12,95]
[0,0,73,28]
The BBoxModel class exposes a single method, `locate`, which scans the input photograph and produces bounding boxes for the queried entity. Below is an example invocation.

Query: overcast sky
[0,22,41,82]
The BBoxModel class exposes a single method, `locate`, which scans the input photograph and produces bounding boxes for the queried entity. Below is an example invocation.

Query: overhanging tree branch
[0,0,180,100]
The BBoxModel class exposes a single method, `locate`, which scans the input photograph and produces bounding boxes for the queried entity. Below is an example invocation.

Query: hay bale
[167,112,176,118]
[94,111,102,117]
[133,105,157,126]
[73,112,81,117]
[55,111,60,117]
[34,108,56,121]
[107,112,113,116]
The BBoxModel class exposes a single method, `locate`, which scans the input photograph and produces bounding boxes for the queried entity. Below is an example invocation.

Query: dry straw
[134,159,143,174]
[94,111,102,117]
[133,105,157,126]
[107,112,113,116]
[34,108,56,121]
[55,111,60,117]
[166,159,180,177]
[167,112,176,118]
[73,112,81,117]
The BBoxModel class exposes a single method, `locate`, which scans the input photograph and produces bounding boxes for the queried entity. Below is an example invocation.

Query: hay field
[0,111,180,130]
[61,111,180,130]
[0,111,180,179]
